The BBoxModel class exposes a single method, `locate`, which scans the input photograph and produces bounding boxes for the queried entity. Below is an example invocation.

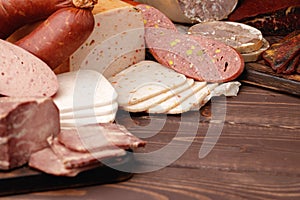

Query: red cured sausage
[0,0,97,39]
[145,28,244,82]
[15,7,95,70]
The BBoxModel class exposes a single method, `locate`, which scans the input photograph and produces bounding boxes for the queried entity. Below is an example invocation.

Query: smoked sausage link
[0,0,73,39]
[0,0,97,39]
[15,7,95,70]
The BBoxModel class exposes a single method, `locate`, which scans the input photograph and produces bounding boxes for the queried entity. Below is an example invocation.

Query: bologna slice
[109,60,187,106]
[0,39,58,97]
[145,28,244,82]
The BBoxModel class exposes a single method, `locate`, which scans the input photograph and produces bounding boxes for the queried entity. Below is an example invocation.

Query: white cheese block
[59,102,118,120]
[122,78,194,112]
[70,0,145,78]
[167,83,210,114]
[60,113,117,128]
[147,81,207,114]
[109,60,187,106]
[53,70,117,112]
[188,21,263,54]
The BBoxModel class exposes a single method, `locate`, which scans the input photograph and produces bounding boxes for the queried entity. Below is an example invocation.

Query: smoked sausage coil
[0,0,97,39]
[15,7,95,70]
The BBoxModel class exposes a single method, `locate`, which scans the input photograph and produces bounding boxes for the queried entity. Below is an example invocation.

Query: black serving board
[0,153,134,197]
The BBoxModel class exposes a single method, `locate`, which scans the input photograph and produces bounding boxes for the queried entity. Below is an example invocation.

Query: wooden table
[3,84,300,200]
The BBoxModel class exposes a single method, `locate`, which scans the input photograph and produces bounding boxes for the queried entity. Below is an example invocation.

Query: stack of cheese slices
[188,21,270,62]
[109,60,241,114]
[52,70,118,128]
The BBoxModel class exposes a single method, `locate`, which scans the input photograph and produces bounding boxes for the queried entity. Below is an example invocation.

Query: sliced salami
[145,28,244,82]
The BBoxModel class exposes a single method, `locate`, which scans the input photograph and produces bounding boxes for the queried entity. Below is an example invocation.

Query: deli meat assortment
[0,0,298,179]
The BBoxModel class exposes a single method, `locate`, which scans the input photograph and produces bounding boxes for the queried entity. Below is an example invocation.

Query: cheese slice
[147,81,207,114]
[60,102,118,119]
[109,60,187,106]
[60,113,117,128]
[123,78,194,112]
[53,70,117,112]
[70,0,145,78]
[167,82,210,114]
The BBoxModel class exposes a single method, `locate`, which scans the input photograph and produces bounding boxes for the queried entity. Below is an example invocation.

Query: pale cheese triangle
[60,102,118,120]
[167,82,210,114]
[109,61,187,106]
[147,81,207,114]
[190,83,219,111]
[53,70,117,112]
[123,78,194,112]
[60,113,117,128]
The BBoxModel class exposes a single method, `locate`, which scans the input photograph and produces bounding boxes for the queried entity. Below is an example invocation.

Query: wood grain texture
[2,85,300,199]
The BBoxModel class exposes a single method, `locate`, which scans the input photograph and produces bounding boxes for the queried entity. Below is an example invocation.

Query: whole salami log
[135,0,238,23]
[15,7,95,70]
[0,0,97,39]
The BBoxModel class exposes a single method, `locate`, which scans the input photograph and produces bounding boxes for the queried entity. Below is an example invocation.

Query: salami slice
[145,28,244,82]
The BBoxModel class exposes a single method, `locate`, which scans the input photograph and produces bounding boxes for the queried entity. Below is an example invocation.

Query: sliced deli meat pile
[69,0,145,78]
[29,124,146,176]
[53,70,118,127]
[0,39,58,97]
[0,97,60,170]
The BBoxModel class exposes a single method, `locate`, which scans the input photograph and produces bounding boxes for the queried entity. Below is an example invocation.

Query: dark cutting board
[240,61,300,96]
[0,153,133,197]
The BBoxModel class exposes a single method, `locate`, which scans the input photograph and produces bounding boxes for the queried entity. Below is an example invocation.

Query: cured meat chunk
[228,0,300,35]
[0,97,60,170]
[262,33,300,73]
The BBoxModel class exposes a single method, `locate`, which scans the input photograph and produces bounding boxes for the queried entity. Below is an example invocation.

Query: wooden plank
[6,167,300,200]
[240,62,300,96]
